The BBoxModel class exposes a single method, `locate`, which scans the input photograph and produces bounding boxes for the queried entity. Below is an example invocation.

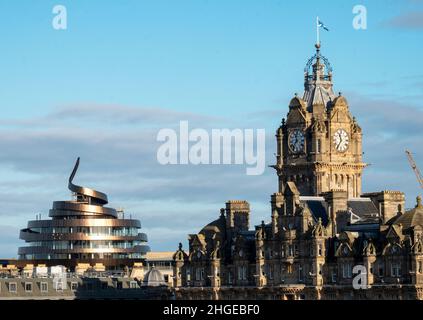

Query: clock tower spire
[273,43,367,198]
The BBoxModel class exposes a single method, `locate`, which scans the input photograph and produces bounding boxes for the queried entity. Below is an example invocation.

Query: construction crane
[405,150,423,189]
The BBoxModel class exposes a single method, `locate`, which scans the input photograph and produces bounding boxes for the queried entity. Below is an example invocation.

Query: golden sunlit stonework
[172,44,423,300]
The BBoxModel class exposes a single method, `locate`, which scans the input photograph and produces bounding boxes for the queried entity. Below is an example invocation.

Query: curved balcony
[20,230,148,242]
[27,219,142,228]
[17,157,150,269]
[49,201,117,218]
[18,244,151,255]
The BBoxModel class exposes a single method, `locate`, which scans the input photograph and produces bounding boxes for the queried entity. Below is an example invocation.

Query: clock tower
[273,43,367,197]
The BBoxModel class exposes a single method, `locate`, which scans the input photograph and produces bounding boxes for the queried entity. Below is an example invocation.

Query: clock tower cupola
[273,43,367,197]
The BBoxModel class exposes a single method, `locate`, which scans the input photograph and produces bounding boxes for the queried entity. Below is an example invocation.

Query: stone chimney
[362,191,405,223]
[322,190,348,234]
[226,200,250,233]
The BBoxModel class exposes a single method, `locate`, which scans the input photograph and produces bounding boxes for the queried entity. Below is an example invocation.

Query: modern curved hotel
[18,158,150,270]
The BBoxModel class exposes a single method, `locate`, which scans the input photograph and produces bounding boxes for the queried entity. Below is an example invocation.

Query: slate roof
[348,198,379,222]
[299,196,380,226]
[303,198,329,225]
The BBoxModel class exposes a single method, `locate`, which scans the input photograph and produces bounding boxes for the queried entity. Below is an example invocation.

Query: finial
[294,92,298,97]
[69,157,80,185]
[338,92,342,97]
[281,118,286,126]
[416,196,422,208]
[178,242,183,250]
[261,220,265,228]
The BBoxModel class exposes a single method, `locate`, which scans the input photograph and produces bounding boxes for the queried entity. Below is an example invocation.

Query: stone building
[172,43,423,300]
[0,263,170,300]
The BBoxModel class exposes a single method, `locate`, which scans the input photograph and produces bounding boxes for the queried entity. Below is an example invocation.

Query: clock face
[288,129,305,153]
[333,129,349,152]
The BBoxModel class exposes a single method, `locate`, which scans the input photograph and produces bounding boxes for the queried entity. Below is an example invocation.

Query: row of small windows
[184,260,423,285]
[28,227,139,236]
[5,280,143,293]
[186,266,248,283]
[265,244,324,259]
[28,240,144,250]
[19,252,145,260]
[5,281,78,293]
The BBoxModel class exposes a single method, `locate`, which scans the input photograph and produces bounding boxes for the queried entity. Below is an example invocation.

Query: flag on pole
[318,19,329,31]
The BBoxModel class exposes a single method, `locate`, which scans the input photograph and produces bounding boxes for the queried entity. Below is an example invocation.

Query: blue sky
[0,0,422,257]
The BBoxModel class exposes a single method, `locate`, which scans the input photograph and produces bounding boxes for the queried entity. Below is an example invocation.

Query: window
[237,266,247,280]
[9,282,17,293]
[342,263,352,278]
[130,281,138,289]
[268,265,273,280]
[25,282,33,293]
[288,245,293,257]
[418,261,423,274]
[228,272,233,284]
[318,263,323,275]
[287,264,293,274]
[318,244,323,256]
[298,265,303,282]
[316,139,321,154]
[196,268,204,281]
[294,244,299,256]
[40,282,48,293]
[391,263,401,277]
[71,282,78,291]
[331,269,337,283]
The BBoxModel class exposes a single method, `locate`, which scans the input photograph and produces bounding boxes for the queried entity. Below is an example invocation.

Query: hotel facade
[18,158,150,271]
[172,43,423,300]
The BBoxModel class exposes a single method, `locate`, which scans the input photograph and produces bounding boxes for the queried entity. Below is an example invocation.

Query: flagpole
[316,16,319,45]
